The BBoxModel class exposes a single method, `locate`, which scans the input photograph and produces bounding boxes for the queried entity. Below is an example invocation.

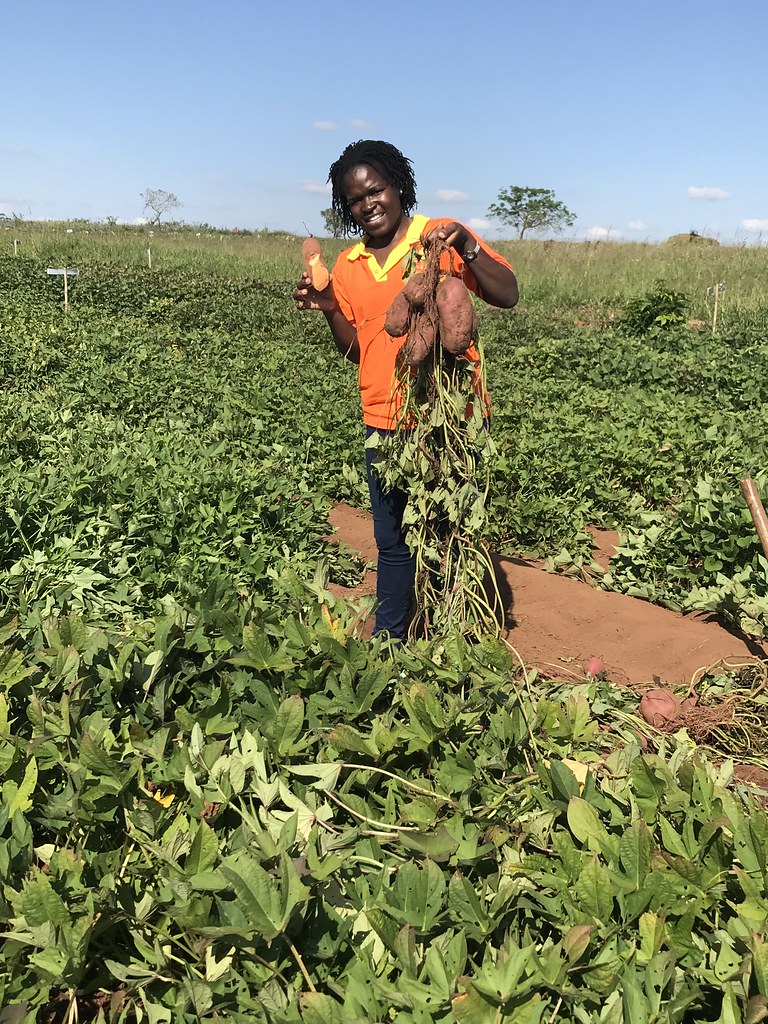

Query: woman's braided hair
[328,140,417,237]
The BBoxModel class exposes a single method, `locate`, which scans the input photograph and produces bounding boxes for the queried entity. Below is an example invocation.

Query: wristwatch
[463,239,481,262]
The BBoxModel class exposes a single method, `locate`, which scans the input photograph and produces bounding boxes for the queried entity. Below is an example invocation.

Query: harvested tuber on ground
[302,236,330,291]
[639,687,682,728]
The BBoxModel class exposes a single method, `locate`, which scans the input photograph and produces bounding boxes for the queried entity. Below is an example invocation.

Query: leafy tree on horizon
[487,186,575,239]
[321,206,345,238]
[141,188,182,226]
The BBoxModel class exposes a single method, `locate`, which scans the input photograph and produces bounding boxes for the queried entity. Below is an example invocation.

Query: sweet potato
[639,687,681,728]
[402,273,427,309]
[302,236,330,291]
[384,290,409,337]
[385,273,428,338]
[399,319,435,367]
[436,276,475,355]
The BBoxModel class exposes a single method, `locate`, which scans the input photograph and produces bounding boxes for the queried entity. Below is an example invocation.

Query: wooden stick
[712,284,719,334]
[740,478,768,560]
[64,268,69,310]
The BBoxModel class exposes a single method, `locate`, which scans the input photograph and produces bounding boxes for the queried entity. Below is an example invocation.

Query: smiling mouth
[364,212,384,226]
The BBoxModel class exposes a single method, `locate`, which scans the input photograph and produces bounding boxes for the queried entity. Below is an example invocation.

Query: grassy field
[8,220,768,320]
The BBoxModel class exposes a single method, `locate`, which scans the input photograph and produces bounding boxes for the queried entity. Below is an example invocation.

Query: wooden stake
[740,478,768,561]
[712,284,719,335]
[13,239,18,255]
[64,268,69,310]
[147,246,152,268]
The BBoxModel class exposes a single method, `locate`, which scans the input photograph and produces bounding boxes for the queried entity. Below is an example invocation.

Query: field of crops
[1,223,768,1022]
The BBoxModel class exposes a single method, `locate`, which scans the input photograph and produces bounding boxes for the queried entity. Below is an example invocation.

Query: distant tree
[140,189,182,226]
[321,206,345,238]
[487,186,575,239]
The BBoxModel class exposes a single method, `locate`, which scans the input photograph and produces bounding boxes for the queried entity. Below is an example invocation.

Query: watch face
[464,241,480,261]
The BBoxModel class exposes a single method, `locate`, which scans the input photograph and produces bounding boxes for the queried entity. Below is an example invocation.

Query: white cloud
[132,217,150,225]
[302,180,332,196]
[628,220,647,231]
[741,218,768,233]
[586,225,621,241]
[313,120,337,131]
[688,186,730,200]
[467,217,491,232]
[0,202,14,217]
[350,119,372,129]
[436,189,470,203]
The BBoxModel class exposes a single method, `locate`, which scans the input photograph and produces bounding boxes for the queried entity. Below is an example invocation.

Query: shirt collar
[346,214,430,277]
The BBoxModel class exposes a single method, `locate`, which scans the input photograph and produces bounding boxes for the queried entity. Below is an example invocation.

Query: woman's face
[341,163,404,242]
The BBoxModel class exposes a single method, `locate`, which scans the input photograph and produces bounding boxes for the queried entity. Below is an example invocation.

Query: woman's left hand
[421,221,472,255]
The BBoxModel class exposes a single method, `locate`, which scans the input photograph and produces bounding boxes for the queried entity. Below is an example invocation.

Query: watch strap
[463,239,481,262]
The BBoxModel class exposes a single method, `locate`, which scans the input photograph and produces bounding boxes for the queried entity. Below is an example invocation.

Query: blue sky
[3,0,767,242]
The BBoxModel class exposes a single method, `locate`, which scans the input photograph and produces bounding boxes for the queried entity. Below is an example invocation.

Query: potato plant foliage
[0,238,767,1022]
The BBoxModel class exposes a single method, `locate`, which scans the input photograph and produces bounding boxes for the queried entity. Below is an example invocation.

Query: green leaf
[220,853,290,939]
[397,826,460,862]
[451,983,499,1024]
[638,912,665,962]
[563,924,593,963]
[619,820,652,889]
[271,695,304,756]
[8,756,37,815]
[548,759,580,803]
[574,856,614,923]
[448,872,491,935]
[473,945,534,1003]
[717,985,743,1024]
[386,860,446,931]
[235,624,295,672]
[299,993,347,1024]
[0,648,35,688]
[751,935,768,997]
[78,731,125,782]
[567,797,608,852]
[186,820,218,875]
[284,762,342,791]
[189,870,227,891]
[20,873,69,927]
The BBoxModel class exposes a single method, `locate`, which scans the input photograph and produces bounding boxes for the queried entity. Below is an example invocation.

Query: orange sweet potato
[436,277,476,355]
[302,236,330,291]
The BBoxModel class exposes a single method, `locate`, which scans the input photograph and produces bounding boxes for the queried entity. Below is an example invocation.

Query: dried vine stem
[375,238,503,640]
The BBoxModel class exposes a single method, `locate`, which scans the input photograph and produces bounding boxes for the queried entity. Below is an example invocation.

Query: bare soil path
[326,502,766,686]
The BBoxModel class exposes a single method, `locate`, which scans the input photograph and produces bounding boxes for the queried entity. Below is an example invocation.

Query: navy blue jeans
[365,427,416,640]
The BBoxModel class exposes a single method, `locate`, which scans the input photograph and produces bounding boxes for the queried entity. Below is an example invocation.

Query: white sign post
[47,268,79,309]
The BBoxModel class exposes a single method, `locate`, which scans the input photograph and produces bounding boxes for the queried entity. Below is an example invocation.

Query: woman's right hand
[293,272,338,313]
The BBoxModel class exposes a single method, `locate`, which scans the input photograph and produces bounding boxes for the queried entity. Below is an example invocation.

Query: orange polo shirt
[331,215,513,430]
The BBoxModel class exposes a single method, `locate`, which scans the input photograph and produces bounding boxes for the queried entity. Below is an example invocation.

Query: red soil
[326,502,766,687]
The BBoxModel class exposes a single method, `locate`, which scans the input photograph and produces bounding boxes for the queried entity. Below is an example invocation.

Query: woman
[294,140,518,641]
